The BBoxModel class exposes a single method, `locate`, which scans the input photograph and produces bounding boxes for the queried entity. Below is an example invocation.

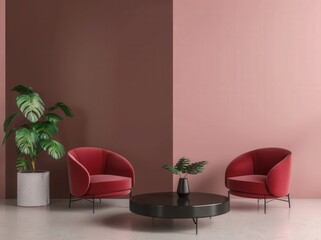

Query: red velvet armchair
[67,147,135,213]
[225,148,291,213]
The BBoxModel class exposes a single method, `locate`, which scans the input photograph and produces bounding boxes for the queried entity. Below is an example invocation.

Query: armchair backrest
[226,147,292,197]
[68,147,107,175]
[68,147,135,187]
[252,148,291,175]
[106,151,135,186]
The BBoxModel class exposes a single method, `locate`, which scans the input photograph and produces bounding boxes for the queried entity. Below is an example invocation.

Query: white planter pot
[17,171,50,207]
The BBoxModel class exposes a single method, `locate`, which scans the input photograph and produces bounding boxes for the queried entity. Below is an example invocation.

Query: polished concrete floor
[0,198,320,240]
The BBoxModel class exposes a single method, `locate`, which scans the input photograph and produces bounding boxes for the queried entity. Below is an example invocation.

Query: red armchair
[225,148,291,213]
[67,147,135,213]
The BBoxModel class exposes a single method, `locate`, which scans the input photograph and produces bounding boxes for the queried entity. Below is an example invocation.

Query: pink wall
[174,0,321,198]
[0,0,4,198]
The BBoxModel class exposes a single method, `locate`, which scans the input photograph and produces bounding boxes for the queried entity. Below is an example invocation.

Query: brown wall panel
[6,0,173,198]
[0,0,5,198]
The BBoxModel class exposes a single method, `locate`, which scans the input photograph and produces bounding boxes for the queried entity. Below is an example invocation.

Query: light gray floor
[0,198,320,240]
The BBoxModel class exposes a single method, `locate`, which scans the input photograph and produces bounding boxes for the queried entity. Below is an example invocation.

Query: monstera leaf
[2,128,15,145]
[175,157,190,173]
[48,102,73,117]
[15,127,38,155]
[16,157,29,172]
[163,165,179,175]
[32,121,58,139]
[43,113,63,123]
[16,93,45,123]
[186,161,208,175]
[40,139,65,159]
[3,112,20,131]
[12,85,33,95]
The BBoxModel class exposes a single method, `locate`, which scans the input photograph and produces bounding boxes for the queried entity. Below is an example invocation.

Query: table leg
[192,218,198,234]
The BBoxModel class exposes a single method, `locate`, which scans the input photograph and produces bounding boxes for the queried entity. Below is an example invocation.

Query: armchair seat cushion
[87,174,132,195]
[227,175,270,195]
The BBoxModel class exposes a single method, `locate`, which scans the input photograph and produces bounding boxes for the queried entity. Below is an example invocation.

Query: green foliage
[174,157,190,173]
[40,139,65,159]
[3,112,20,131]
[16,157,29,172]
[44,113,63,123]
[12,85,33,94]
[2,128,15,145]
[163,165,179,175]
[15,127,38,156]
[48,102,73,117]
[185,161,208,175]
[32,121,58,140]
[16,92,45,123]
[163,157,208,178]
[2,84,73,171]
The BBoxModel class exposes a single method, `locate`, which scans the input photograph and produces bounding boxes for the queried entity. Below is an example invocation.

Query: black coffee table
[130,192,230,234]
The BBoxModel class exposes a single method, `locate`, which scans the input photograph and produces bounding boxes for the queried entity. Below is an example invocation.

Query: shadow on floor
[95,212,212,234]
[229,198,290,213]
[47,199,129,213]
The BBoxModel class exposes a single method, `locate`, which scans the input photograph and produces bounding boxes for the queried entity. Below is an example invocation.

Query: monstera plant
[2,85,73,172]
[163,157,208,178]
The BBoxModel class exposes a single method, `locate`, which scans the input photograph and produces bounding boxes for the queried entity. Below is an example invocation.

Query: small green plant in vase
[163,157,208,197]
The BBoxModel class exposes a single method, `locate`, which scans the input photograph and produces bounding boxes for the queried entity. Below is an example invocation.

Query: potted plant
[163,157,208,198]
[2,85,73,206]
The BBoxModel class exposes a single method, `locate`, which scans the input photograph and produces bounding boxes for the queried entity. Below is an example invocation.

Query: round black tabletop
[130,192,230,219]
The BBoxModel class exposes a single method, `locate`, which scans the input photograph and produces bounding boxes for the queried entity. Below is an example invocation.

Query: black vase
[177,178,190,198]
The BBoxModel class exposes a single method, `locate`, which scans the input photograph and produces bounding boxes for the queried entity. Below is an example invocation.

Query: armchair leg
[264,196,266,214]
[69,194,72,208]
[287,194,291,208]
[92,196,95,214]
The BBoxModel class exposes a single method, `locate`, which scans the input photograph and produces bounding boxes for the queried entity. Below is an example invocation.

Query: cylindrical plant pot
[17,171,50,207]
[177,178,190,198]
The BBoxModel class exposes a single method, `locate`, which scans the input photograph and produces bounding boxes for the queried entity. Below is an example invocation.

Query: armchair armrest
[105,151,135,187]
[266,153,292,197]
[67,153,90,197]
[225,152,254,187]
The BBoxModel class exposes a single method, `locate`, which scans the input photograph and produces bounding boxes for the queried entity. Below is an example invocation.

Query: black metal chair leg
[69,194,72,208]
[92,196,95,214]
[288,194,291,208]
